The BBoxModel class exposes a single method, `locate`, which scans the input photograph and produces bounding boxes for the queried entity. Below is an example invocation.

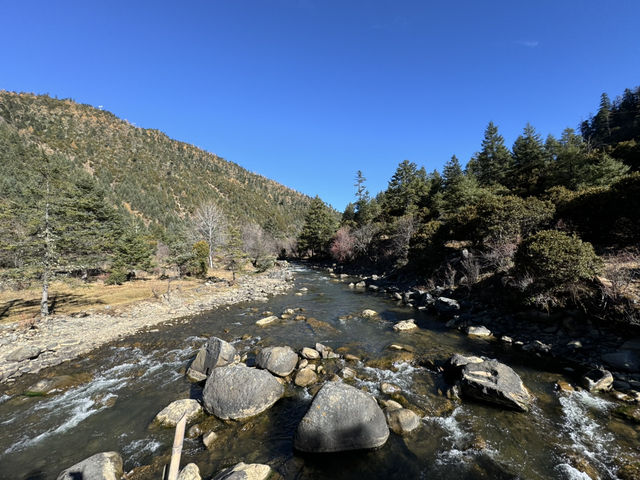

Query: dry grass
[0,268,236,325]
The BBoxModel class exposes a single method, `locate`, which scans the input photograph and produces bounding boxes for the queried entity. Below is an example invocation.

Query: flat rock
[6,346,42,362]
[385,407,420,435]
[460,359,533,412]
[178,463,202,480]
[202,364,284,420]
[256,346,298,377]
[255,315,279,326]
[212,462,272,480]
[393,319,417,332]
[294,382,389,452]
[187,337,236,381]
[57,451,123,480]
[301,347,320,360]
[154,399,203,427]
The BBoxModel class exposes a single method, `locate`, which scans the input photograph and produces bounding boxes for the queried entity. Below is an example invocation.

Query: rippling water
[0,266,637,479]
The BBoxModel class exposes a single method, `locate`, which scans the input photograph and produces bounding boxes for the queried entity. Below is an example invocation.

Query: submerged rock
[294,382,389,452]
[153,399,203,427]
[455,357,533,412]
[57,451,123,480]
[187,337,236,382]
[256,346,298,377]
[212,462,272,480]
[393,319,417,332]
[202,364,283,420]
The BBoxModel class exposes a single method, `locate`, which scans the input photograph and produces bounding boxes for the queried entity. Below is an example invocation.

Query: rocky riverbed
[0,266,294,384]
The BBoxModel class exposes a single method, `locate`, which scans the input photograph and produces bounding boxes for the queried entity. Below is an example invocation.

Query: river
[0,266,637,479]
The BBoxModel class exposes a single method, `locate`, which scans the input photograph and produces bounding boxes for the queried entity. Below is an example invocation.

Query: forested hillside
[0,91,311,298]
[302,85,640,323]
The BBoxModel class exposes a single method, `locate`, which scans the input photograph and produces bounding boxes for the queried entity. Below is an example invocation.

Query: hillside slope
[0,91,310,236]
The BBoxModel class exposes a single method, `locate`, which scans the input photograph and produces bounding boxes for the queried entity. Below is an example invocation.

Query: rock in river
[457,358,533,412]
[202,364,284,420]
[294,382,389,453]
[393,319,417,332]
[385,407,421,435]
[153,399,203,427]
[57,451,123,480]
[212,462,272,480]
[256,346,298,377]
[178,463,202,480]
[187,336,236,382]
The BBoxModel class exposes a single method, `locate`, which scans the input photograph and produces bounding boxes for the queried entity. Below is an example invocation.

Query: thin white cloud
[516,40,540,48]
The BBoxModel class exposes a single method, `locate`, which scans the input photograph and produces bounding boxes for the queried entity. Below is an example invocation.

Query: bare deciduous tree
[330,226,356,263]
[192,202,227,268]
[241,223,276,265]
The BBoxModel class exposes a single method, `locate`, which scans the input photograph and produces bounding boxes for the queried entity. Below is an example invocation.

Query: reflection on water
[0,267,636,480]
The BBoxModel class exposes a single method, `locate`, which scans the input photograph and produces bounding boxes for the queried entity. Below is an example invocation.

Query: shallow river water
[0,266,638,479]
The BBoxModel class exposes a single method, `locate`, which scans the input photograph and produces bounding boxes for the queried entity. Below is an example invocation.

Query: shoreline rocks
[57,451,123,480]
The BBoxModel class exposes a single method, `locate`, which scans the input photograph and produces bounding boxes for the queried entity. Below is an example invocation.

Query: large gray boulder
[187,336,236,382]
[294,382,389,452]
[202,364,284,420]
[460,359,533,412]
[57,451,123,480]
[256,346,298,377]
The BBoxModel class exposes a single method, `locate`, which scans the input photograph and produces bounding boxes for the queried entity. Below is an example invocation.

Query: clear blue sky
[2,1,639,210]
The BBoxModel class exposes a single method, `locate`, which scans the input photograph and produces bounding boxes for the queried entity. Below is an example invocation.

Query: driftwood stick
[166,413,187,480]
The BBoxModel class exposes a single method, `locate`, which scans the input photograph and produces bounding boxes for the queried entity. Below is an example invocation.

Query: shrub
[105,268,128,285]
[514,230,602,305]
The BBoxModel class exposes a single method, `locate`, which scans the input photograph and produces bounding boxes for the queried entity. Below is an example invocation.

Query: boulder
[255,315,279,326]
[202,364,284,420]
[294,382,389,452]
[177,463,201,480]
[187,337,236,381]
[601,350,640,373]
[580,369,613,392]
[380,382,401,395]
[295,368,318,387]
[57,452,123,480]
[467,326,492,337]
[435,297,460,314]
[393,319,417,332]
[459,359,533,412]
[385,408,420,435]
[301,347,320,360]
[6,345,42,362]
[153,399,203,427]
[256,346,298,377]
[212,462,272,480]
[361,309,378,318]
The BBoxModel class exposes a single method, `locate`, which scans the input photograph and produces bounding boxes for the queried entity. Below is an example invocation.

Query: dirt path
[0,266,294,384]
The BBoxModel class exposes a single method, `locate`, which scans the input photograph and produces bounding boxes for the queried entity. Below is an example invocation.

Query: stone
[255,315,279,326]
[381,382,401,395]
[256,346,298,377]
[6,346,42,362]
[467,326,492,337]
[435,297,460,314]
[385,407,420,435]
[581,369,614,392]
[203,431,218,449]
[341,367,356,379]
[355,281,366,288]
[315,343,334,359]
[361,309,378,318]
[295,368,318,387]
[344,354,360,362]
[298,358,309,369]
[178,463,201,480]
[202,364,284,420]
[57,452,123,480]
[459,359,533,412]
[187,337,237,381]
[602,350,640,373]
[153,399,203,427]
[294,382,389,452]
[301,347,320,360]
[393,319,417,332]
[212,462,272,480]
[555,380,575,393]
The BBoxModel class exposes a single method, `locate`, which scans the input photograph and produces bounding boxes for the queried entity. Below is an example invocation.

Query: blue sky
[2,1,639,210]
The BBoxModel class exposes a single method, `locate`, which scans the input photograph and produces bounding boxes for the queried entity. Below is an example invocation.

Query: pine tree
[297,196,336,258]
[511,123,548,196]
[353,170,376,226]
[470,122,513,187]
[442,155,482,214]
[381,160,429,219]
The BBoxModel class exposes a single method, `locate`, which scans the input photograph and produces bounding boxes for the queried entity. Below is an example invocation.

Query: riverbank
[0,265,295,384]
